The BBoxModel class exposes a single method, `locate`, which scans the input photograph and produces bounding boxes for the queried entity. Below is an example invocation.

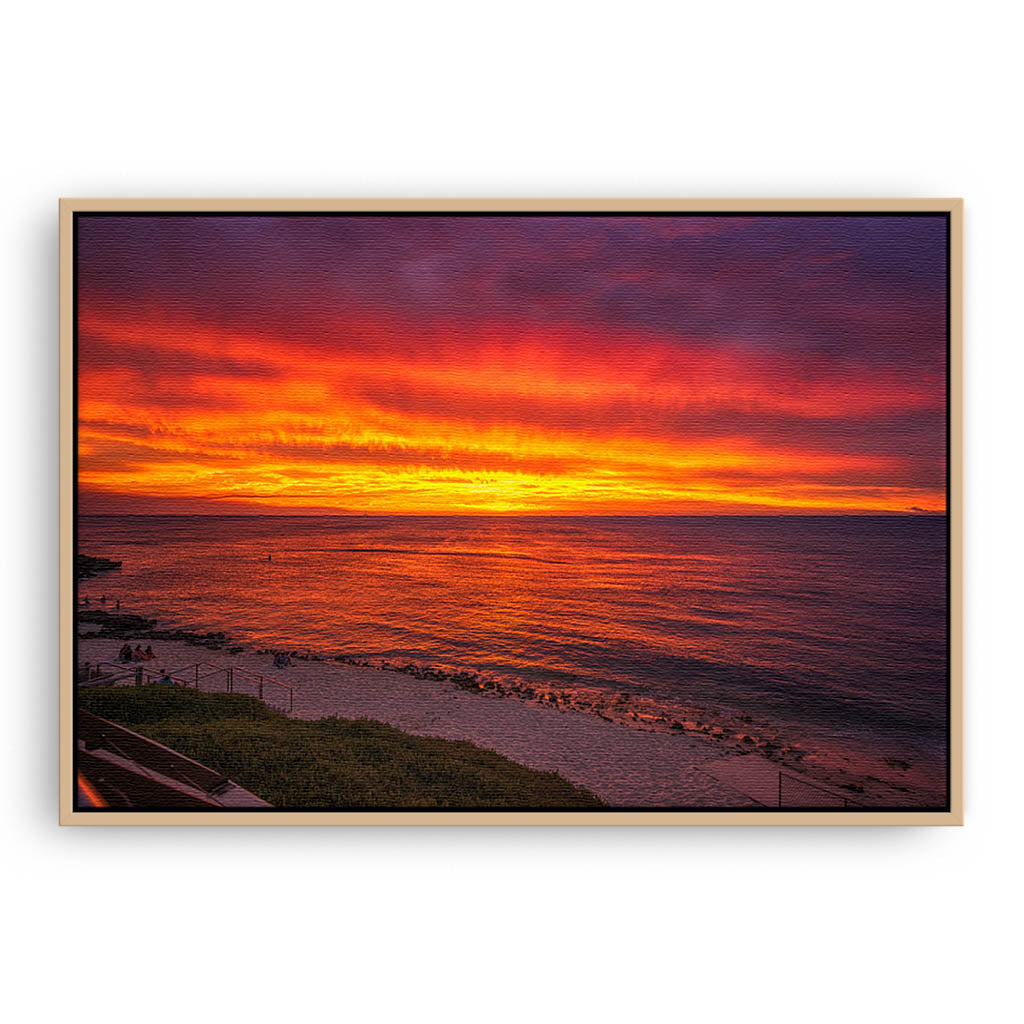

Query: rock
[76,554,122,580]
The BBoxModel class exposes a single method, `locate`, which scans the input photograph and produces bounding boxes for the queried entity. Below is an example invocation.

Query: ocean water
[77,514,948,803]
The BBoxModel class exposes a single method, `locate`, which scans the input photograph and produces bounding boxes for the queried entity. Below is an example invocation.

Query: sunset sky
[76,214,947,515]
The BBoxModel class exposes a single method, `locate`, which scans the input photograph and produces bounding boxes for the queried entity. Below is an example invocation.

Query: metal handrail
[199,661,294,711]
[80,658,295,713]
[209,662,293,691]
[81,662,138,686]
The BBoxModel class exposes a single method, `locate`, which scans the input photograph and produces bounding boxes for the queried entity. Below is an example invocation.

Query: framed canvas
[59,198,963,825]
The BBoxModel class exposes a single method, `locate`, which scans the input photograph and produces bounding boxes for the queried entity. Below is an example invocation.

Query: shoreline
[75,605,936,808]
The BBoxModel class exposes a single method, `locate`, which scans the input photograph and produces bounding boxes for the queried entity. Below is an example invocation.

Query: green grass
[77,685,603,809]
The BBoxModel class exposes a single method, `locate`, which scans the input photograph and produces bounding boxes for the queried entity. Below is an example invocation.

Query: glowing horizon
[77,215,947,516]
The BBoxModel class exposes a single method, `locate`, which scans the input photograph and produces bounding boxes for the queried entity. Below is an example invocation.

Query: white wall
[3,3,1019,1022]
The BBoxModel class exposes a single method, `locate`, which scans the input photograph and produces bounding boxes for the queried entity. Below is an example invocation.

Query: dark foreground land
[77,685,603,810]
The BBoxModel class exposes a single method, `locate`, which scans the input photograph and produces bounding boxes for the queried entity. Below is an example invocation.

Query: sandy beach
[78,631,775,808]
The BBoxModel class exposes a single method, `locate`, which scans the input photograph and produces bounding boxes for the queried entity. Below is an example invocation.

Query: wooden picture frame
[59,198,963,825]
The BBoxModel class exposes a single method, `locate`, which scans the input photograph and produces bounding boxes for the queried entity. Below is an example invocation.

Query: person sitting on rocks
[133,645,145,661]
[143,645,155,660]
[118,643,132,663]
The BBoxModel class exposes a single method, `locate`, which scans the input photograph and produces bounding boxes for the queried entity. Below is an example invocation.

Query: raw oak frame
[59,197,964,826]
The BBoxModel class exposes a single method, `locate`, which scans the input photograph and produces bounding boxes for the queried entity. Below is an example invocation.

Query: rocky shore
[76,554,122,579]
[75,606,929,807]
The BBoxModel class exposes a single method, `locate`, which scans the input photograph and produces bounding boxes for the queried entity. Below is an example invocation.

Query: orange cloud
[77,306,946,515]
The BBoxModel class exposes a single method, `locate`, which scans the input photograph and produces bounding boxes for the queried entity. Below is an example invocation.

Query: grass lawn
[77,684,603,810]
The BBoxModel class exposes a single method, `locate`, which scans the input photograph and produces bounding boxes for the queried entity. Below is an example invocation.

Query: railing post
[135,666,143,687]
[259,676,264,700]
[228,667,233,693]
[84,662,90,682]
[290,689,293,713]
[195,664,200,689]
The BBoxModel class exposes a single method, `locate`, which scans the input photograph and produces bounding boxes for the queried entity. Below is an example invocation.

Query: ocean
[77,514,948,803]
